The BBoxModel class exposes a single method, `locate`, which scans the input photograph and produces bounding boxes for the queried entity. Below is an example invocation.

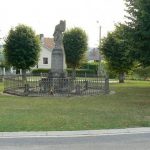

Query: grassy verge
[0,80,149,131]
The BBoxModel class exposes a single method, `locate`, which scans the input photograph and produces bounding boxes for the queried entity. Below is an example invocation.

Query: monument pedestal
[49,48,67,78]
[48,70,67,78]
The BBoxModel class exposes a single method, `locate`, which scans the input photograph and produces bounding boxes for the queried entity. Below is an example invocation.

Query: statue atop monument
[53,20,66,49]
[50,20,67,78]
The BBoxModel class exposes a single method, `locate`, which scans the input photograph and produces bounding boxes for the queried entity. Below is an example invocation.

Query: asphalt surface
[0,133,150,150]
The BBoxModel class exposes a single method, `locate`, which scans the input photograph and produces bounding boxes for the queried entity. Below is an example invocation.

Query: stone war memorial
[50,20,67,78]
[3,21,109,96]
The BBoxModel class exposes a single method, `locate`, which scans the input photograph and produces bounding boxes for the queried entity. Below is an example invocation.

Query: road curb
[0,127,150,138]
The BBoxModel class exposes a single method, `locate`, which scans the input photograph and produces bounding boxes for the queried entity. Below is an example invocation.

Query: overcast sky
[0,0,126,47]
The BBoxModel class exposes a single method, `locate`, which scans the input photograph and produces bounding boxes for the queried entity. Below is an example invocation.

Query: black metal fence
[4,73,109,96]
[0,75,4,82]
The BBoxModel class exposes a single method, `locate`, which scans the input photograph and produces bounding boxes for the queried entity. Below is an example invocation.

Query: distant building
[0,45,9,75]
[0,45,15,75]
[0,45,5,74]
[0,45,4,63]
[88,48,100,61]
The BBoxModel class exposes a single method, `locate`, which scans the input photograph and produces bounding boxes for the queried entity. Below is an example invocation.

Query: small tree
[101,24,134,83]
[4,24,40,79]
[63,27,88,76]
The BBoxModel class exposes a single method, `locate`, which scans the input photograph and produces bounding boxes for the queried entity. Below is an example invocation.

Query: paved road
[0,133,149,150]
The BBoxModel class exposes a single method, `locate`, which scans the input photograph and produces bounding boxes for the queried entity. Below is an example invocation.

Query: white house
[36,34,54,69]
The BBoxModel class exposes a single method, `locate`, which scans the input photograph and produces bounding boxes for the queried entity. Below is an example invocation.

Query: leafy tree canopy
[63,27,88,69]
[4,24,41,70]
[101,23,134,82]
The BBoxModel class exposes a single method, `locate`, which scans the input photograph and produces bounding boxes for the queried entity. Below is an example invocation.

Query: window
[43,57,48,64]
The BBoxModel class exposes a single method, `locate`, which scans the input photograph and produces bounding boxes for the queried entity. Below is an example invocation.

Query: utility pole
[96,21,101,76]
[99,25,101,76]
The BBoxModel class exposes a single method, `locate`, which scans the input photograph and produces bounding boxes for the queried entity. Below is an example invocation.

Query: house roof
[88,48,100,61]
[43,38,54,49]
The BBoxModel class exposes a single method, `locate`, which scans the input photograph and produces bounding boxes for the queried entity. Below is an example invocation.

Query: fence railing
[3,74,109,96]
[0,75,4,82]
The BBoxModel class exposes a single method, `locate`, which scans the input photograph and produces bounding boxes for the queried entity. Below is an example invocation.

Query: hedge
[79,62,98,74]
[133,66,150,80]
[32,68,49,74]
[32,68,96,76]
[67,68,95,75]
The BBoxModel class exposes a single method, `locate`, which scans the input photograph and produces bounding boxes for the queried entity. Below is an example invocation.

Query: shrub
[32,68,49,74]
[67,68,96,77]
[79,62,98,74]
[32,68,96,77]
[133,66,150,80]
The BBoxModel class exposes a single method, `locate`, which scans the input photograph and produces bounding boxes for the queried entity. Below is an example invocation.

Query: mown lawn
[0,80,149,132]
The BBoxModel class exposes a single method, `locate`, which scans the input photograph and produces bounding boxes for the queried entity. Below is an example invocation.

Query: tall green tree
[4,24,40,77]
[125,0,150,67]
[101,24,134,83]
[63,27,88,74]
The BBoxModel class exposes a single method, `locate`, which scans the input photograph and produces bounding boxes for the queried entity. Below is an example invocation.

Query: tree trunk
[22,69,27,83]
[119,72,125,83]
[72,68,76,79]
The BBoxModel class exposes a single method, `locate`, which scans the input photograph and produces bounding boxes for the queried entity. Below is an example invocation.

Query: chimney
[40,34,44,44]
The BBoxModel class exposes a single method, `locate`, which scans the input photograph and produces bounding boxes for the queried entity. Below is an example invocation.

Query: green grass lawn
[0,80,149,132]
